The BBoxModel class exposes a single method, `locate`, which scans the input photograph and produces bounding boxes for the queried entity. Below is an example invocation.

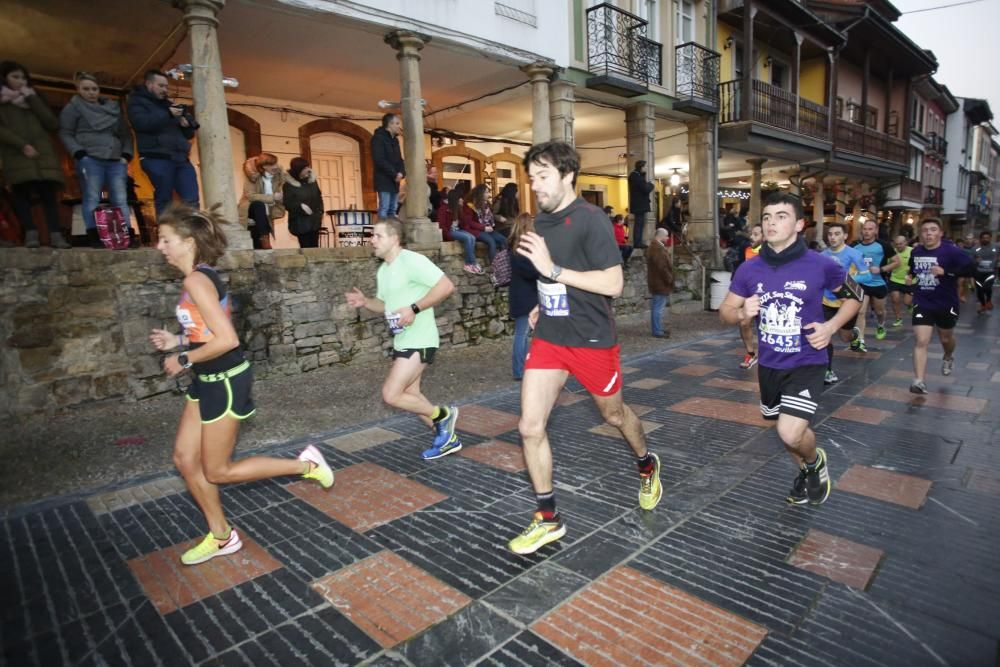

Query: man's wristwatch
[549,265,563,282]
[410,303,421,314]
[178,353,193,370]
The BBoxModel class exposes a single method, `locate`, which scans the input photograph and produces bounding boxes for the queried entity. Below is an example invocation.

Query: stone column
[521,63,553,145]
[747,158,767,226]
[174,0,249,249]
[685,117,718,264]
[386,31,440,247]
[625,102,656,246]
[549,79,575,145]
[813,178,825,247]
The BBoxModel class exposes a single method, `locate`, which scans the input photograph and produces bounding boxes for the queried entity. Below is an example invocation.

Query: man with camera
[127,69,200,215]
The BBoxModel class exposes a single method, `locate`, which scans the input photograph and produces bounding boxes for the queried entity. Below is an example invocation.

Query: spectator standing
[427,163,440,215]
[0,61,70,248]
[283,157,324,248]
[371,113,404,220]
[127,70,199,215]
[59,71,134,248]
[627,159,654,248]
[237,153,286,250]
[646,228,674,338]
[507,212,539,380]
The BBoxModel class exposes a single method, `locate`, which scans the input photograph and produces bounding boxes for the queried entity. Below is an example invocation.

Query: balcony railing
[675,42,719,110]
[927,132,948,157]
[718,79,830,141]
[587,3,662,88]
[834,119,908,165]
[924,185,943,206]
[900,177,923,202]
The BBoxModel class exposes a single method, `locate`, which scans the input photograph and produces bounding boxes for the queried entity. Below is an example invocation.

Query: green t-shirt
[890,246,911,284]
[376,249,445,350]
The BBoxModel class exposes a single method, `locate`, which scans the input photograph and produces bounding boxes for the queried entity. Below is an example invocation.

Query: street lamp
[166,64,239,88]
[669,169,681,187]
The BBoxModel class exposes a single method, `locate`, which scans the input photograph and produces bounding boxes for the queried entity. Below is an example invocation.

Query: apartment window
[636,0,660,43]
[912,100,925,134]
[770,61,787,89]
[910,148,923,181]
[674,0,693,44]
[847,102,877,129]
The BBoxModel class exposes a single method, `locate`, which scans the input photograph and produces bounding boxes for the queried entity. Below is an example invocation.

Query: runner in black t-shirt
[506,141,663,555]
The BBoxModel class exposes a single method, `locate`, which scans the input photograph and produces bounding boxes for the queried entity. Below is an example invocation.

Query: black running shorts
[186,361,256,423]
[860,283,889,299]
[758,364,825,423]
[392,347,437,364]
[911,305,959,329]
[888,280,912,295]
[822,305,858,331]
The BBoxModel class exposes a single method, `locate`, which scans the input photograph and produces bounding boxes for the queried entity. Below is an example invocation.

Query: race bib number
[538,281,569,317]
[176,306,195,330]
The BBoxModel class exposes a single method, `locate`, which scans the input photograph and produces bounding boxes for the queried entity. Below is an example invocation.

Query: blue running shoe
[422,435,463,460]
[432,405,459,448]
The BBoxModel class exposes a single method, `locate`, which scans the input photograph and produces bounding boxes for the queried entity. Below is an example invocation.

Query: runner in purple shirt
[721,193,862,507]
[907,218,975,394]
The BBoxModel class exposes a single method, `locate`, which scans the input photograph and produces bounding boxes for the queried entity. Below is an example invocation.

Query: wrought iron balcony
[675,42,720,114]
[927,132,948,158]
[586,2,662,96]
[924,185,943,206]
[718,79,830,141]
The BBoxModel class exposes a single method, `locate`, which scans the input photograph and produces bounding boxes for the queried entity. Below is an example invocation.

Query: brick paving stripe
[533,565,768,666]
[669,397,773,426]
[287,462,448,532]
[831,404,894,425]
[311,550,471,648]
[788,529,884,589]
[861,384,987,413]
[456,405,522,437]
[836,465,933,509]
[457,439,527,472]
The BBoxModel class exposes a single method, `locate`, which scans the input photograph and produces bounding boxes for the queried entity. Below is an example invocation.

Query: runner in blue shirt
[721,193,861,507]
[850,220,898,349]
[820,222,866,384]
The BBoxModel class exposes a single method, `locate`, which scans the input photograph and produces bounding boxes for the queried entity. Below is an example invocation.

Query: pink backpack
[95,207,131,250]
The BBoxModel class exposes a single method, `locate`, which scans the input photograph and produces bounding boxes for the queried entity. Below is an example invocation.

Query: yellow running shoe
[299,444,334,489]
[639,453,663,510]
[181,527,243,565]
[508,512,566,555]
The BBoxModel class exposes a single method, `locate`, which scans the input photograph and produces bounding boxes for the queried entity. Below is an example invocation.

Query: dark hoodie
[532,197,623,348]
[126,85,195,161]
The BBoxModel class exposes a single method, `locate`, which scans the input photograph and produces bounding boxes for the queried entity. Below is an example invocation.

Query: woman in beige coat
[237,153,286,249]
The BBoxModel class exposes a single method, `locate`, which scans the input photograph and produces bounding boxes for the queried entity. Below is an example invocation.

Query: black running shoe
[805,447,831,505]
[786,467,808,505]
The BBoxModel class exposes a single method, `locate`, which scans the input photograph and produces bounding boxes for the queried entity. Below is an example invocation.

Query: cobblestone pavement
[3,308,999,666]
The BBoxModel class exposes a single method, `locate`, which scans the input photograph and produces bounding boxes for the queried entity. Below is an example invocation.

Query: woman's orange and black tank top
[175,265,245,374]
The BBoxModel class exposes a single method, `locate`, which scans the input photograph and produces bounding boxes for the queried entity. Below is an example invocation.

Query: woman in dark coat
[508,213,539,380]
[282,157,324,248]
[0,61,69,248]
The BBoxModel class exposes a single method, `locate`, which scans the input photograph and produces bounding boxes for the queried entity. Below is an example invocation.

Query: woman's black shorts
[186,361,256,423]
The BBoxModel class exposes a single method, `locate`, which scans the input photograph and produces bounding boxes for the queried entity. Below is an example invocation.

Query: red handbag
[95,206,131,250]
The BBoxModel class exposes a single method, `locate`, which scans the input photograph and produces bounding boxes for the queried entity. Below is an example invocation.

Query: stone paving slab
[3,312,999,665]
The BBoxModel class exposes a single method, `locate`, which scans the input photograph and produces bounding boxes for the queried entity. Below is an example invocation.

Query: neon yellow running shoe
[299,444,334,489]
[181,527,243,565]
[508,512,566,555]
[639,453,663,510]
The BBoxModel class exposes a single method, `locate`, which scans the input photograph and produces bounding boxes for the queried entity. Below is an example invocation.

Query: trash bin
[709,270,731,311]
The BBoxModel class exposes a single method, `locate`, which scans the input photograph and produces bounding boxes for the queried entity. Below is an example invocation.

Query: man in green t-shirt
[887,234,913,327]
[345,218,460,460]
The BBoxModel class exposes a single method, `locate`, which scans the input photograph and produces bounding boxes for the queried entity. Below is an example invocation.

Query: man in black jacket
[628,160,654,248]
[126,70,199,215]
[371,113,405,220]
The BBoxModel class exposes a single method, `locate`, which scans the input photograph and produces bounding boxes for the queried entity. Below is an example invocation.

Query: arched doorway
[485,148,529,211]
[309,133,364,212]
[298,119,375,211]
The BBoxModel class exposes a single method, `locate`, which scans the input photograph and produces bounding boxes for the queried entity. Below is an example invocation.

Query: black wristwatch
[178,353,193,369]
[410,303,421,314]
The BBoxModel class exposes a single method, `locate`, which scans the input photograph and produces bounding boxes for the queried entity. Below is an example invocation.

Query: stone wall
[0,244,701,422]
